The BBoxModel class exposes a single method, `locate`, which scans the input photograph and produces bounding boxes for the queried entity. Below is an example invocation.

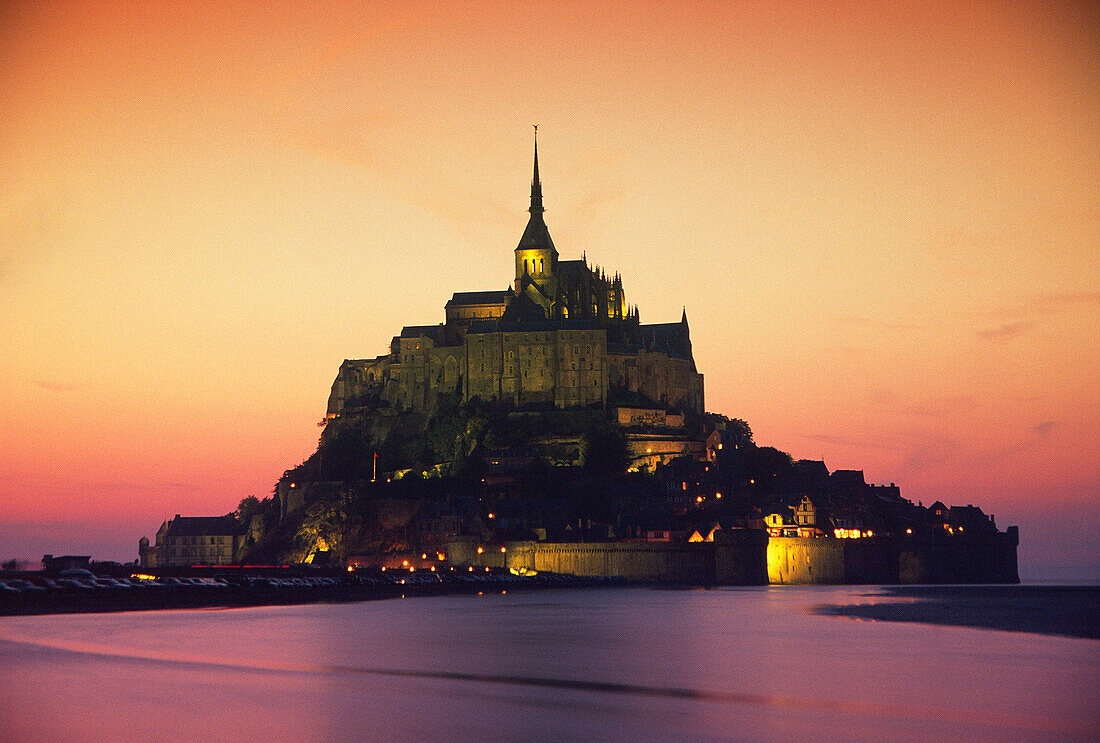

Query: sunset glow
[1,2,1096,579]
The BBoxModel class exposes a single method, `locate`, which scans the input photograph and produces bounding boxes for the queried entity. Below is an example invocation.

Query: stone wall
[768,531,1020,585]
[767,537,897,585]
[451,538,718,582]
[445,530,1018,586]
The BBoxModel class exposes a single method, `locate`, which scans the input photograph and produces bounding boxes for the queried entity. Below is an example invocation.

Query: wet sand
[817,585,1100,639]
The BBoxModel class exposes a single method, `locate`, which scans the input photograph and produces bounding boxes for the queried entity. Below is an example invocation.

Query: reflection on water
[1,587,1096,742]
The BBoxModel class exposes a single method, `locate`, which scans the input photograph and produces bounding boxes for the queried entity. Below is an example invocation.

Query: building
[139,515,244,567]
[326,133,704,420]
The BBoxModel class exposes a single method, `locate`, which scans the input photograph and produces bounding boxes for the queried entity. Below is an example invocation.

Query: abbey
[326,135,704,418]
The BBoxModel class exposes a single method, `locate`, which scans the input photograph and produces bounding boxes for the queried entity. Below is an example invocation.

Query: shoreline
[816,584,1100,640]
[0,571,629,617]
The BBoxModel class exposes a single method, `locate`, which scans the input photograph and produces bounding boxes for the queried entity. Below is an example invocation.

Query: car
[3,579,48,597]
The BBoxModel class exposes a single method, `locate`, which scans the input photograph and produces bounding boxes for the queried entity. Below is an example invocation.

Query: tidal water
[1,586,1096,742]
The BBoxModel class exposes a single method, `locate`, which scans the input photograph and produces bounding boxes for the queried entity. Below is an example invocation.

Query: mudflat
[818,585,1100,639]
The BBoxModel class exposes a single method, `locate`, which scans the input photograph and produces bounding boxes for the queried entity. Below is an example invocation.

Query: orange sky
[1,1,1097,579]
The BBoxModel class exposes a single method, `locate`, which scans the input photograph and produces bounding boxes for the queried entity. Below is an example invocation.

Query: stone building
[327,134,704,419]
[139,515,244,568]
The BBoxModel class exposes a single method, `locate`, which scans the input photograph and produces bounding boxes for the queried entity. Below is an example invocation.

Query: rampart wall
[447,529,1018,586]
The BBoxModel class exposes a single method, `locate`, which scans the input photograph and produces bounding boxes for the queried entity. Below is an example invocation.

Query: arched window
[524,259,529,274]
[539,258,544,274]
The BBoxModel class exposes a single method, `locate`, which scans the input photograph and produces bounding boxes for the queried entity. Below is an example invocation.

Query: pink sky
[1,2,1097,580]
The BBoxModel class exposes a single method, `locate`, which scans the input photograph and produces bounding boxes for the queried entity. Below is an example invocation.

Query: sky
[1,1,1097,581]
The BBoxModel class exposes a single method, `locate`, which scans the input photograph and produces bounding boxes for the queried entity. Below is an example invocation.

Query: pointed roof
[516,127,558,256]
[530,125,543,216]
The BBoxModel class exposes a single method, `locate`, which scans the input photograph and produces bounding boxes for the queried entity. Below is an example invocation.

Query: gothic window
[540,258,544,273]
[524,259,529,273]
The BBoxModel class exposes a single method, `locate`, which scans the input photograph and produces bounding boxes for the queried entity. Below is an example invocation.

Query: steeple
[530,125,544,215]
[515,128,558,301]
[516,127,557,256]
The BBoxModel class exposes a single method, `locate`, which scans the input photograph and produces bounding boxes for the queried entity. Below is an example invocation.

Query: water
[1,586,1096,742]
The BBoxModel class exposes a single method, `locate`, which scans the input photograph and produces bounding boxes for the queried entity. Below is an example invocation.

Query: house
[140,515,245,567]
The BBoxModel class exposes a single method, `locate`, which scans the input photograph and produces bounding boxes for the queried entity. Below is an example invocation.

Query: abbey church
[326,135,704,418]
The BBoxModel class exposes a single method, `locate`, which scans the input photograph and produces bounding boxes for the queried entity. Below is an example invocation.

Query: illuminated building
[326,132,704,418]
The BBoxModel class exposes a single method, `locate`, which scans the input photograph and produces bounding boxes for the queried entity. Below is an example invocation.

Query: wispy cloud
[35,380,80,392]
[977,320,1032,342]
[837,315,919,332]
[801,433,905,452]
[907,395,975,417]
[1030,421,1058,437]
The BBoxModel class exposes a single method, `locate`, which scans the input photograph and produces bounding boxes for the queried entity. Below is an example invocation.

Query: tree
[580,421,631,475]
[726,418,754,448]
[236,495,261,522]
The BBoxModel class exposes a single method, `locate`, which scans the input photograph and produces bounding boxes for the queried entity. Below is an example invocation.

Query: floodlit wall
[447,531,1018,586]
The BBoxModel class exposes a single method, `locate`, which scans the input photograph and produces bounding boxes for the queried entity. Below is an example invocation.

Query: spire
[516,127,558,258]
[530,125,544,215]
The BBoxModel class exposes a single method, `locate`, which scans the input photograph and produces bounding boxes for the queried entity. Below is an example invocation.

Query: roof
[445,290,512,307]
[464,318,607,335]
[165,516,242,537]
[516,211,557,254]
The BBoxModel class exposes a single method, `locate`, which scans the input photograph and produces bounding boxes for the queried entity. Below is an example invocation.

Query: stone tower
[514,128,558,315]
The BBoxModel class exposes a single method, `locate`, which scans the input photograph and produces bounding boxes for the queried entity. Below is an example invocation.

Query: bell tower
[514,126,558,311]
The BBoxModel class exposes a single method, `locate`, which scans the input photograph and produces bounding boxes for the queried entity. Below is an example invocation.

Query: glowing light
[906,528,913,535]
[696,496,703,503]
[468,566,473,572]
[715,492,722,499]
[402,560,409,566]
[347,566,353,572]
[487,513,495,519]
[421,553,427,559]
[477,546,484,554]
[500,546,507,553]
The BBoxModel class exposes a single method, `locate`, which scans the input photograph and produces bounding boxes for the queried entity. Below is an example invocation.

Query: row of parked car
[0,567,625,614]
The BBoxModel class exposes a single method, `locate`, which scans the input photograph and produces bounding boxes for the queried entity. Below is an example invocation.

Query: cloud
[977,321,1032,342]
[907,395,974,417]
[901,439,963,472]
[1029,421,1058,437]
[801,433,905,452]
[35,380,80,392]
[977,292,1100,337]
[837,315,918,332]
[1022,292,1100,315]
